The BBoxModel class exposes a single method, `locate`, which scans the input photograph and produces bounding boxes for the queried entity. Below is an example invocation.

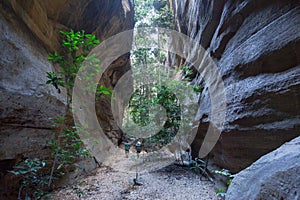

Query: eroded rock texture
[0,0,134,189]
[171,0,300,172]
[226,136,300,200]
[0,3,65,165]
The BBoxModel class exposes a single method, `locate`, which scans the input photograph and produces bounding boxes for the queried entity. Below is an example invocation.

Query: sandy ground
[53,164,218,200]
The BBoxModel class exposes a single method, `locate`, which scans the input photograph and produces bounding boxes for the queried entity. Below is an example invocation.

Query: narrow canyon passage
[0,0,299,200]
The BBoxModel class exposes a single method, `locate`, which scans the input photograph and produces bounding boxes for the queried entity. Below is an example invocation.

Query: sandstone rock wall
[171,0,300,172]
[0,4,65,163]
[1,0,134,52]
[0,0,134,172]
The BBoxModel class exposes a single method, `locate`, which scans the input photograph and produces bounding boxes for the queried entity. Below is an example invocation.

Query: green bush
[9,30,110,199]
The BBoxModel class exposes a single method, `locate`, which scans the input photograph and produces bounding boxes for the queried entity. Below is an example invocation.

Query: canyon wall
[171,0,300,172]
[0,0,134,192]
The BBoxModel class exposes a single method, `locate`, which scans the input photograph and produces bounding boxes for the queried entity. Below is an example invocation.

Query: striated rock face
[0,0,134,176]
[171,0,300,172]
[0,6,65,163]
[1,0,134,52]
[226,136,300,200]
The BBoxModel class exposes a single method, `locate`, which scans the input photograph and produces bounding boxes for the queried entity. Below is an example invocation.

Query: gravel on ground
[53,164,218,200]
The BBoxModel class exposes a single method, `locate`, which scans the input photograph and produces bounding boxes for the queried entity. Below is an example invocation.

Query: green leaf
[59,30,67,35]
[7,170,20,175]
[227,178,233,186]
[44,193,57,197]
[57,163,64,170]
[102,91,111,95]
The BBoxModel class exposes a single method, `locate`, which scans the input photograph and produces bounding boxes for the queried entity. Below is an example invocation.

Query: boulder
[226,136,300,200]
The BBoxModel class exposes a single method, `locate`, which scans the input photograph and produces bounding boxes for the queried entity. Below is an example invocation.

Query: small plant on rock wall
[46,29,111,103]
[48,117,91,186]
[46,29,113,186]
[213,169,235,198]
[45,29,112,186]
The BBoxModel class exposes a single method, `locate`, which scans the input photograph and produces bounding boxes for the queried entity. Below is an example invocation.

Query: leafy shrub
[8,158,54,199]
[8,30,109,199]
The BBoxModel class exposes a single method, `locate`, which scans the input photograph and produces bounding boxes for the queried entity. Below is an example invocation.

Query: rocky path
[54,164,217,200]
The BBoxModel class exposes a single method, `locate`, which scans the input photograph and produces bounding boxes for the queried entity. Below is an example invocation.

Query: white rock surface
[226,136,300,200]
